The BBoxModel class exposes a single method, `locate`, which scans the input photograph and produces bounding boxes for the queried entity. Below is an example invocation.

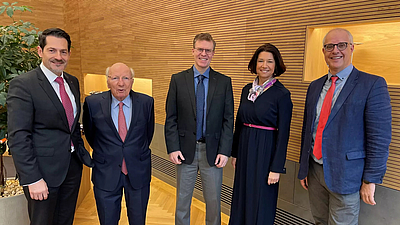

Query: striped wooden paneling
[62,0,400,190]
[0,0,64,30]
[2,0,400,190]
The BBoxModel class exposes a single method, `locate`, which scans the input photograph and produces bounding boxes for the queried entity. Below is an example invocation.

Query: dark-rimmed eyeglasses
[323,42,352,52]
[195,48,213,55]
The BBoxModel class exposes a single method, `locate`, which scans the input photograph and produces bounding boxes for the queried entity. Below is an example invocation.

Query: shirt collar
[111,93,132,109]
[193,66,210,79]
[40,62,65,82]
[328,64,353,81]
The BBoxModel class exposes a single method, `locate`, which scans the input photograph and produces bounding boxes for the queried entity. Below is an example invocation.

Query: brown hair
[248,43,286,77]
[193,33,216,51]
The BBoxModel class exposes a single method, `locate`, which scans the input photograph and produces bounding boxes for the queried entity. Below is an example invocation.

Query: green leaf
[13,6,22,11]
[0,6,5,14]
[25,35,35,46]
[2,2,9,6]
[6,73,18,79]
[19,27,28,34]
[0,129,6,142]
[11,2,17,6]
[10,67,17,74]
[0,83,4,91]
[0,92,7,106]
[6,6,12,17]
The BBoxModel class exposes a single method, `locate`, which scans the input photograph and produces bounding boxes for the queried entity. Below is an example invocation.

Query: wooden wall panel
[63,0,400,190]
[2,0,400,190]
[64,0,83,101]
[0,0,64,30]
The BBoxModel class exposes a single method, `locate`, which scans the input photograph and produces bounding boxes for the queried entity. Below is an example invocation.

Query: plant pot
[0,193,29,225]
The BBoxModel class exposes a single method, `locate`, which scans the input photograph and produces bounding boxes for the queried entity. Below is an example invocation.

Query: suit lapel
[100,91,121,140]
[36,68,70,131]
[309,76,328,133]
[185,68,197,117]
[64,73,80,132]
[325,68,359,128]
[125,91,137,140]
[206,68,217,116]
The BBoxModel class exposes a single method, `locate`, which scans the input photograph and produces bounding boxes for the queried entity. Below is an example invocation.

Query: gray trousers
[308,160,360,225]
[175,142,223,225]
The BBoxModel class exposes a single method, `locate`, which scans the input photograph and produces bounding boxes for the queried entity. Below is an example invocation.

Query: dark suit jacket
[83,90,154,191]
[7,67,92,187]
[165,67,234,166]
[298,67,391,194]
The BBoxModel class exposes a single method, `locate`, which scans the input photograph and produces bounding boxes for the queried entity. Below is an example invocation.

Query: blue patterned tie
[196,75,205,140]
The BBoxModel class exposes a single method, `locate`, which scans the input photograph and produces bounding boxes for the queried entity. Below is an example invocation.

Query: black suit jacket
[83,90,154,191]
[165,67,234,166]
[7,67,92,187]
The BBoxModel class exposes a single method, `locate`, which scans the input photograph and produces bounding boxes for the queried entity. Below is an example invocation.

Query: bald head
[322,28,353,46]
[106,63,134,101]
[322,28,354,75]
[106,63,134,78]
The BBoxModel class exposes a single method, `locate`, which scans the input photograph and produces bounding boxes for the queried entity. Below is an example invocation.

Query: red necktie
[55,77,74,130]
[313,76,338,160]
[118,102,128,175]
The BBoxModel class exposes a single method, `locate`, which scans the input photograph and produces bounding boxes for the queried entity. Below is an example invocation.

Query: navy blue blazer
[83,90,154,191]
[298,67,391,194]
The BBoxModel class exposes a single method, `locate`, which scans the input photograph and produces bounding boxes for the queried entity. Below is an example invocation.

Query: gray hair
[105,67,135,78]
[322,28,353,45]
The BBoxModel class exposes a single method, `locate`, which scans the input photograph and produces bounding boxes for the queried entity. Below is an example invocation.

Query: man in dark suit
[165,33,234,225]
[298,28,392,224]
[7,28,92,225]
[83,62,154,225]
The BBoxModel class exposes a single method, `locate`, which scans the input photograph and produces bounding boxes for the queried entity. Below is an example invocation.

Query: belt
[196,137,206,144]
[243,123,277,131]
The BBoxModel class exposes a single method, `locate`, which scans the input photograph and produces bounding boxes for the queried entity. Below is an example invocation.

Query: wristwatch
[363,180,371,184]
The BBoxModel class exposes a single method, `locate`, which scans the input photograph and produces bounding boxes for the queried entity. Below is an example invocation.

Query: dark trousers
[94,172,150,225]
[23,152,83,225]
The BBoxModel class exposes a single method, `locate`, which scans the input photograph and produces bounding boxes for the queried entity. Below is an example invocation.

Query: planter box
[0,194,29,225]
[0,155,28,224]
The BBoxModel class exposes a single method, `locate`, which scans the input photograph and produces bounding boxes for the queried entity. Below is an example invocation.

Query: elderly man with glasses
[298,28,392,224]
[83,62,154,225]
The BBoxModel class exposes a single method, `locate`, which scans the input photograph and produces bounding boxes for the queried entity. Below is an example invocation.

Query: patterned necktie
[55,77,74,130]
[118,102,128,175]
[196,75,205,140]
[313,76,339,160]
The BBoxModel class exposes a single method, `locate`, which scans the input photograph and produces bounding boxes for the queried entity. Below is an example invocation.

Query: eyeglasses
[195,48,213,54]
[108,76,132,82]
[323,42,352,52]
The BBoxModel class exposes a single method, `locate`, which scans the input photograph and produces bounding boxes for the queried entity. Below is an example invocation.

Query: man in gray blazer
[165,33,234,225]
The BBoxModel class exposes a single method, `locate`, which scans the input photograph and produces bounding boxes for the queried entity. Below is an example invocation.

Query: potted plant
[0,1,41,197]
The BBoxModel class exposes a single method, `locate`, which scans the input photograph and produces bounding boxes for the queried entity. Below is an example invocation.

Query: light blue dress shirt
[111,94,132,132]
[312,64,353,164]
